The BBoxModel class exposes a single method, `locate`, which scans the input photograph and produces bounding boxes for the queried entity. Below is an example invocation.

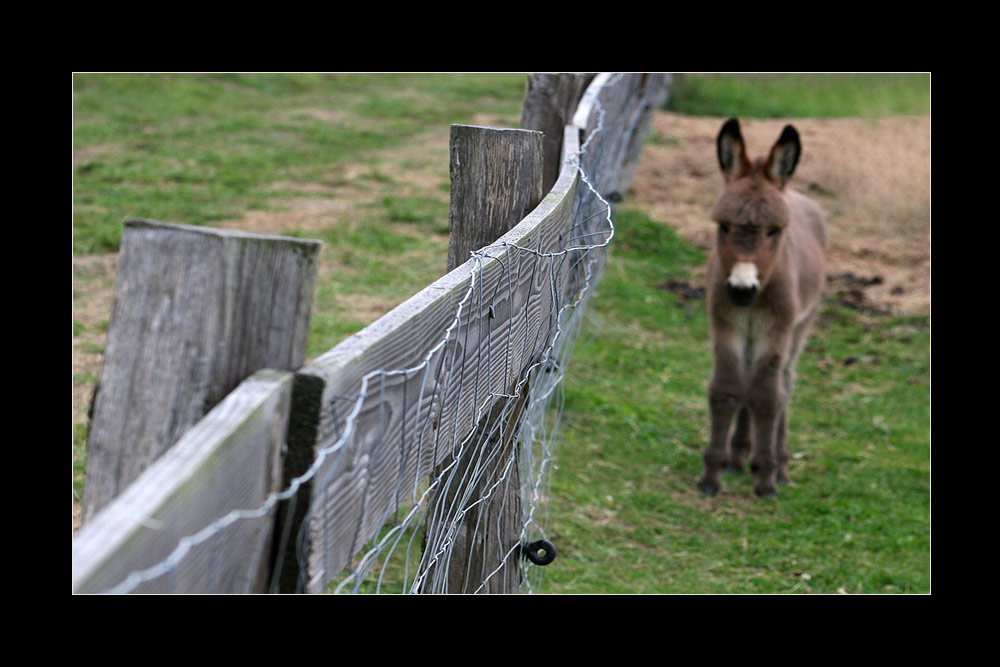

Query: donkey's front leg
[699,348,742,496]
[747,354,786,498]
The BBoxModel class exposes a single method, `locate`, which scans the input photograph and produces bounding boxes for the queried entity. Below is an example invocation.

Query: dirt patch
[211,112,511,241]
[630,112,930,316]
[214,133,451,238]
[72,254,118,421]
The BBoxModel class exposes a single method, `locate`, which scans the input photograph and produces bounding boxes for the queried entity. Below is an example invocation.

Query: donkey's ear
[717,118,751,182]
[764,125,801,188]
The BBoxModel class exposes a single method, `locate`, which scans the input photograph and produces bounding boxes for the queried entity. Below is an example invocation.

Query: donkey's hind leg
[728,406,751,472]
[776,312,813,485]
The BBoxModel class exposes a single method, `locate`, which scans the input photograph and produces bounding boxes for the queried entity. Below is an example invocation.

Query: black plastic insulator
[521,539,557,566]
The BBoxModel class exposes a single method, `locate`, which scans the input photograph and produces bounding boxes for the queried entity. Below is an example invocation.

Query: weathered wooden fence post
[570,73,672,201]
[82,219,320,522]
[444,126,546,275]
[520,73,596,195]
[422,124,545,594]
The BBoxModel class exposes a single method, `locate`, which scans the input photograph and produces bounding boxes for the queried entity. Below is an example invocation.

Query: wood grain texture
[446,125,544,273]
[83,219,320,522]
[521,73,596,194]
[72,370,293,594]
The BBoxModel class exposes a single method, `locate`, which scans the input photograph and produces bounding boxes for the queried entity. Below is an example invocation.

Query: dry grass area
[630,112,931,315]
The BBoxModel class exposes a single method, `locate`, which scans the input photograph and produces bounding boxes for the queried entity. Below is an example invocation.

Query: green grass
[73,73,526,254]
[543,209,929,593]
[666,73,931,118]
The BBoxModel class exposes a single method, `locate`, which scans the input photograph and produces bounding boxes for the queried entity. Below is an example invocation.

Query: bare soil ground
[71,110,930,529]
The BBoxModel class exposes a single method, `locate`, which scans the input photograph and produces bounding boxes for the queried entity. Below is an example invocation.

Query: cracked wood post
[520,73,595,194]
[424,124,544,593]
[82,219,320,522]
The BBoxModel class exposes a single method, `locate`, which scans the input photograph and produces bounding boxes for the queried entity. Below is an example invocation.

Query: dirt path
[629,112,930,316]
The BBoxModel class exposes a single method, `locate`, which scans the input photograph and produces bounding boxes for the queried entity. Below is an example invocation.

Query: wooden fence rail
[72,73,671,594]
[72,370,292,593]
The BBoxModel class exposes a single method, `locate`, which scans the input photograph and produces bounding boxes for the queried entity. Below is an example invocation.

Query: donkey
[697,118,827,498]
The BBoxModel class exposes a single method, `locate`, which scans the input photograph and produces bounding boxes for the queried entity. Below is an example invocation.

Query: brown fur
[697,119,827,498]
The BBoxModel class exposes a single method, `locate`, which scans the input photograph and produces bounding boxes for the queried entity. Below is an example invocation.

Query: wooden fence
[72,73,671,594]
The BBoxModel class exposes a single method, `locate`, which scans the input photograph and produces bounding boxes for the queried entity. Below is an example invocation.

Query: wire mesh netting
[78,73,666,594]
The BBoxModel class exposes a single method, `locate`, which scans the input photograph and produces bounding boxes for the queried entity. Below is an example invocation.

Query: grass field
[72,73,931,593]
[665,73,931,118]
[543,211,929,593]
[72,73,527,255]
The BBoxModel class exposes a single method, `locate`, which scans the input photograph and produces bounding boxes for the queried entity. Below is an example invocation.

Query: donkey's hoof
[698,481,719,497]
[754,486,778,499]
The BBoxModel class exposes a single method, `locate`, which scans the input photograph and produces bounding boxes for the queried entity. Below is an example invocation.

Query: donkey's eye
[767,227,781,238]
[719,223,730,234]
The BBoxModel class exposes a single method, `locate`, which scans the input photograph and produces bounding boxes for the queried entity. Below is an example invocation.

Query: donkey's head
[712,118,801,306]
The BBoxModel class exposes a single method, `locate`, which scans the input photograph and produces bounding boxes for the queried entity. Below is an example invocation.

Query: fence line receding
[72,73,671,594]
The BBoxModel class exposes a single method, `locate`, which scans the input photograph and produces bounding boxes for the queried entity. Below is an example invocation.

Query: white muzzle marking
[728,262,760,290]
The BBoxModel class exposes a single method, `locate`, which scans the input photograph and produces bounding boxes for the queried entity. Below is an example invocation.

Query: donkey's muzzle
[726,283,757,306]
[726,262,759,306]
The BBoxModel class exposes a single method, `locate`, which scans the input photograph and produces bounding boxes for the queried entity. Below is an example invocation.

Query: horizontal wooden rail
[73,370,293,594]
